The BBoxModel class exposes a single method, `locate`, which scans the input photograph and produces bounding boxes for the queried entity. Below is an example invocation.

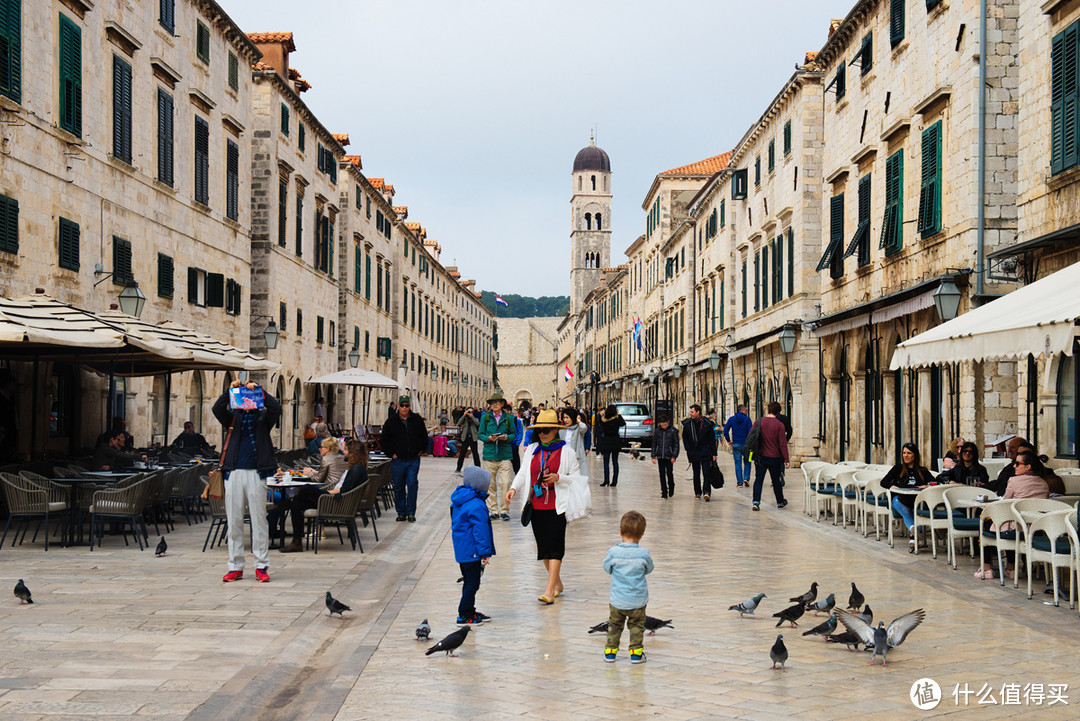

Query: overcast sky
[225,0,854,297]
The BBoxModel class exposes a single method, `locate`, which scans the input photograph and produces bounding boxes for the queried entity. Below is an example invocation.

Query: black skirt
[530,508,567,560]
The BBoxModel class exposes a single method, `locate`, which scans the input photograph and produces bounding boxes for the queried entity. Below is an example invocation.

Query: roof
[287,68,311,92]
[393,206,408,218]
[369,178,384,190]
[247,32,296,51]
[661,151,732,177]
[332,133,350,147]
[344,154,362,168]
[573,141,611,172]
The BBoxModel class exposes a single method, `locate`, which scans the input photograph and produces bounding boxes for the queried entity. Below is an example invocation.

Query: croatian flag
[564,364,574,382]
[495,295,508,307]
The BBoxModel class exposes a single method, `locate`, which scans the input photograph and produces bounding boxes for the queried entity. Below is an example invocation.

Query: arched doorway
[189,371,203,433]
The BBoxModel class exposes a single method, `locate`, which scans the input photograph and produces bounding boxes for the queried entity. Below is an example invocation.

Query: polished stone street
[1,453,1078,720]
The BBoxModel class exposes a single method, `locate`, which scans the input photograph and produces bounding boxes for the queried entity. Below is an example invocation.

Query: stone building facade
[494,317,561,408]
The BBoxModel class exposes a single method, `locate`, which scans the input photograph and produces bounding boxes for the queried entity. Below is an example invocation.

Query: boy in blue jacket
[451,466,496,626]
[602,510,654,664]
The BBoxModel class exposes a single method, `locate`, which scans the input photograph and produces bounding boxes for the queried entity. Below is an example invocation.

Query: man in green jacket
[479,390,517,520]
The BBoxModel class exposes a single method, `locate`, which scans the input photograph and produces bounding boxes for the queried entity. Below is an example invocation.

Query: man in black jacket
[380,395,429,522]
[682,404,718,500]
[213,380,281,583]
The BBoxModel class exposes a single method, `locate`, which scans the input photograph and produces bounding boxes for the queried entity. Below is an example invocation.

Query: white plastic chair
[854,469,886,537]
[862,477,894,542]
[800,461,828,516]
[835,468,862,528]
[980,501,1023,587]
[1060,476,1080,495]
[1065,512,1080,617]
[942,486,987,570]
[813,465,839,522]
[912,485,952,558]
[1024,510,1074,606]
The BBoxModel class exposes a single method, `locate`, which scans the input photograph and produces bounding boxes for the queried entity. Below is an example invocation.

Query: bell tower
[570,135,612,316]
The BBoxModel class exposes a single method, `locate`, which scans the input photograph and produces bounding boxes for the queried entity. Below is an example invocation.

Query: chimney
[247,32,296,82]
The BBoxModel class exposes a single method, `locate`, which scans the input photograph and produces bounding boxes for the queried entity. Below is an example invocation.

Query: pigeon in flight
[773,602,805,628]
[325,591,351,618]
[825,630,865,651]
[857,605,873,626]
[426,626,470,657]
[847,582,864,612]
[790,582,818,606]
[770,634,788,671]
[14,579,32,604]
[644,617,674,634]
[801,614,837,638]
[835,608,926,666]
[807,593,836,615]
[155,537,167,556]
[416,619,431,641]
[729,593,767,617]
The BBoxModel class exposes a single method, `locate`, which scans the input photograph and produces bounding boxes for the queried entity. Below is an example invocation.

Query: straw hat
[527,409,563,430]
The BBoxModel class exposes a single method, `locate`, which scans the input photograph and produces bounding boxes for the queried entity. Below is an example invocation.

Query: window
[719,198,726,228]
[159,0,175,35]
[194,117,209,205]
[761,244,769,308]
[926,0,942,9]
[58,217,79,271]
[881,149,904,254]
[353,326,360,349]
[298,123,305,152]
[112,237,132,285]
[0,0,20,103]
[187,267,206,305]
[58,13,82,137]
[196,20,210,64]
[365,195,371,218]
[767,139,775,173]
[365,252,371,300]
[774,235,783,303]
[0,193,18,255]
[385,267,390,311]
[783,120,791,156]
[225,278,241,316]
[844,174,872,266]
[377,263,383,306]
[1051,21,1080,174]
[225,139,239,221]
[294,194,303,256]
[354,246,362,293]
[364,330,370,353]
[278,180,287,246]
[918,121,942,237]
[754,156,761,186]
[834,63,846,101]
[205,273,224,307]
[157,89,174,186]
[328,320,335,347]
[376,336,391,359]
[787,228,794,297]
[279,301,287,333]
[857,33,873,75]
[890,0,905,47]
[355,185,363,212]
[109,57,133,163]
[280,102,289,136]
[753,251,760,312]
[228,52,238,91]
[157,253,173,298]
[296,308,303,336]
[817,193,844,277]
[1058,355,1077,457]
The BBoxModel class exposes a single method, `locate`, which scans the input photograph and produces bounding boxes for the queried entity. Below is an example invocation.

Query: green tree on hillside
[480,291,569,318]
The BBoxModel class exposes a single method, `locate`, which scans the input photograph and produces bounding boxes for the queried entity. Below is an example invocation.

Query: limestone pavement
[1,453,1078,720]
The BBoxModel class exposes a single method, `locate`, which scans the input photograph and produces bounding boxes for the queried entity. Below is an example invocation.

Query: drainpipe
[976,0,987,299]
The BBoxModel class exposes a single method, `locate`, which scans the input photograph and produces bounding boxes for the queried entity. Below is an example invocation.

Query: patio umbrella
[306,368,399,427]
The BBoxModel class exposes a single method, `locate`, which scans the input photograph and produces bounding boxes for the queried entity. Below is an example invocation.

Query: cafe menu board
[229,386,265,411]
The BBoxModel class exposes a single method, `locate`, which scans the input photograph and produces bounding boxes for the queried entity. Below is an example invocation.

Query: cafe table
[266,475,322,546]
[49,473,136,545]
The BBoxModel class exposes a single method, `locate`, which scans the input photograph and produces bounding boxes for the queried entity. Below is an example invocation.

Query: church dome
[573,142,611,173]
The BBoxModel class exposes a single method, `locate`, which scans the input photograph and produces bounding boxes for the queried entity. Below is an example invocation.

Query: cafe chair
[304,483,366,554]
[0,473,69,551]
[799,461,827,516]
[981,501,1023,588]
[1024,509,1074,607]
[912,485,953,558]
[89,479,153,551]
[201,490,229,552]
[942,486,986,569]
[861,476,894,542]
[1065,513,1080,618]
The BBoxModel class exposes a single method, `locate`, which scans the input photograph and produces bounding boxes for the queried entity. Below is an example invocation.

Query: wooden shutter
[753,252,760,312]
[187,267,199,302]
[845,174,872,261]
[278,180,287,246]
[1,0,22,103]
[206,272,224,307]
[317,144,325,172]
[783,120,791,156]
[298,123,305,152]
[918,122,942,237]
[384,268,390,310]
[0,193,18,254]
[835,64,846,100]
[761,244,769,308]
[226,139,239,221]
[880,150,904,252]
[159,0,175,34]
[196,21,209,64]
[279,301,287,333]
[817,193,844,273]
[58,218,79,271]
[157,89,174,186]
[194,116,209,205]
[228,52,238,91]
[296,309,302,336]
[327,217,334,277]
[775,235,783,302]
[295,195,303,256]
[112,237,132,285]
[768,139,775,172]
[860,33,873,75]
[316,316,324,344]
[58,14,82,137]
[112,55,131,163]
[280,103,289,136]
[754,156,761,186]
[890,0,905,47]
[787,228,794,297]
[157,253,173,298]
[365,253,371,299]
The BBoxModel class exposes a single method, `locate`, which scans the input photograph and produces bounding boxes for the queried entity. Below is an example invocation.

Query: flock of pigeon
[728,581,925,670]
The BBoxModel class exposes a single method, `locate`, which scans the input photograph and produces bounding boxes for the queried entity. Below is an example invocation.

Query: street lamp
[933,276,963,322]
[117,280,146,318]
[672,363,682,379]
[779,325,797,354]
[250,316,280,350]
[708,349,721,371]
[348,346,360,368]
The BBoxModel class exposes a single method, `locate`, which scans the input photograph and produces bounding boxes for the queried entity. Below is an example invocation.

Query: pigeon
[426,626,470,657]
[14,579,32,604]
[416,619,431,641]
[644,616,674,634]
[773,602,805,628]
[770,634,788,671]
[825,630,865,651]
[847,582,864,612]
[835,608,926,666]
[325,591,351,617]
[857,605,873,626]
[587,621,610,634]
[789,582,818,606]
[728,593,767,617]
[154,537,167,556]
[801,614,837,638]
[807,592,836,615]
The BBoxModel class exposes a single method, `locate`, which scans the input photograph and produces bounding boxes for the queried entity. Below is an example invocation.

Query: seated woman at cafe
[301,437,349,487]
[881,442,933,546]
[91,428,148,471]
[974,450,1051,580]
[936,442,990,487]
[279,439,369,553]
[941,436,965,469]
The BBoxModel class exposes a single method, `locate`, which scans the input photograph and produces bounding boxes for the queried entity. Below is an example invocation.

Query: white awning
[890,262,1080,369]
[0,294,129,348]
[307,368,399,388]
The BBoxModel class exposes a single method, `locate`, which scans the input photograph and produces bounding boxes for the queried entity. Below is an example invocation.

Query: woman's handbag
[520,495,533,527]
[202,420,235,500]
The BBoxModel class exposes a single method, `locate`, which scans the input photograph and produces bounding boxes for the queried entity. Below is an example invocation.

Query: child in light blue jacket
[602,510,654,664]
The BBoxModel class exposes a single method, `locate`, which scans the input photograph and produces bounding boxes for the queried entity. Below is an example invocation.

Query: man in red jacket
[752,401,789,512]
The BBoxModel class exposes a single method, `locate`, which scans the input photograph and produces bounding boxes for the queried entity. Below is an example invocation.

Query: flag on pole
[495,295,509,307]
[564,364,574,382]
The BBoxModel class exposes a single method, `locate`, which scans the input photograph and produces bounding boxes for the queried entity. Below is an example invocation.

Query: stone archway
[513,389,534,408]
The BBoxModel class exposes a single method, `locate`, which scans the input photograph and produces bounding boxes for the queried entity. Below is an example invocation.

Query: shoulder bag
[743,420,763,461]
[202,420,235,500]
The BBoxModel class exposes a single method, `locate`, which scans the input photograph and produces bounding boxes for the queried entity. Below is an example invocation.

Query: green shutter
[835,64,846,100]
[918,121,942,237]
[296,309,302,336]
[365,253,371,299]
[775,235,783,302]
[58,14,82,137]
[818,193,844,273]
[755,156,761,186]
[0,193,18,254]
[228,52,238,91]
[226,139,239,221]
[187,267,199,302]
[880,150,904,253]
[768,139,775,172]
[890,0,905,47]
[279,301,287,333]
[157,89,174,186]
[112,237,132,285]
[354,246,362,293]
[280,103,289,136]
[298,123,305,152]
[860,33,873,75]
[1,0,22,103]
[295,195,302,256]
[845,174,872,261]
[761,244,769,308]
[196,21,209,64]
[316,316,324,344]
[58,217,79,271]
[783,120,791,156]
[1051,22,1080,175]
[194,117,209,204]
[278,180,287,247]
[157,253,173,298]
[159,0,175,34]
[720,198,725,227]
[206,273,224,307]
[787,228,794,296]
[327,218,334,277]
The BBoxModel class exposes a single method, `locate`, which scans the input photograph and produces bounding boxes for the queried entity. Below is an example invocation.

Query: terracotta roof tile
[247,32,296,51]
[332,133,350,147]
[288,68,311,92]
[369,178,384,190]
[385,184,395,194]
[344,154,362,168]
[393,206,408,218]
[660,151,732,177]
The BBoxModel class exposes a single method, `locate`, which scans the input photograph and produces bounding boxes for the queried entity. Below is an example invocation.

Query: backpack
[743,421,763,459]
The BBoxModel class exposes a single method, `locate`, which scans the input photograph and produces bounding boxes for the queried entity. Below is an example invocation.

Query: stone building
[494,317,561,408]
[0,0,260,453]
[812,0,1019,464]
[570,138,612,316]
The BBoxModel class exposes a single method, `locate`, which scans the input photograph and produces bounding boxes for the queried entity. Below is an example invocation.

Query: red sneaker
[255,568,270,583]
[222,570,243,582]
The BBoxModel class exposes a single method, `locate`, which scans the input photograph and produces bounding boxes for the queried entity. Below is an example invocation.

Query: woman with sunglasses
[974,450,1051,579]
[881,442,933,546]
[936,442,990,487]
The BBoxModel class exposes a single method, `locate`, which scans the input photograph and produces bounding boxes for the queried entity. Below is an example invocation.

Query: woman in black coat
[596,404,625,487]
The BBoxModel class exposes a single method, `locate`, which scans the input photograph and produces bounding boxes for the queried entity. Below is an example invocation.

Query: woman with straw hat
[507,409,590,604]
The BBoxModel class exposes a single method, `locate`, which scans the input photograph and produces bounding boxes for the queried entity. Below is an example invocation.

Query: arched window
[596,213,602,230]
[1058,354,1077,457]
[584,213,592,230]
[591,175,596,191]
